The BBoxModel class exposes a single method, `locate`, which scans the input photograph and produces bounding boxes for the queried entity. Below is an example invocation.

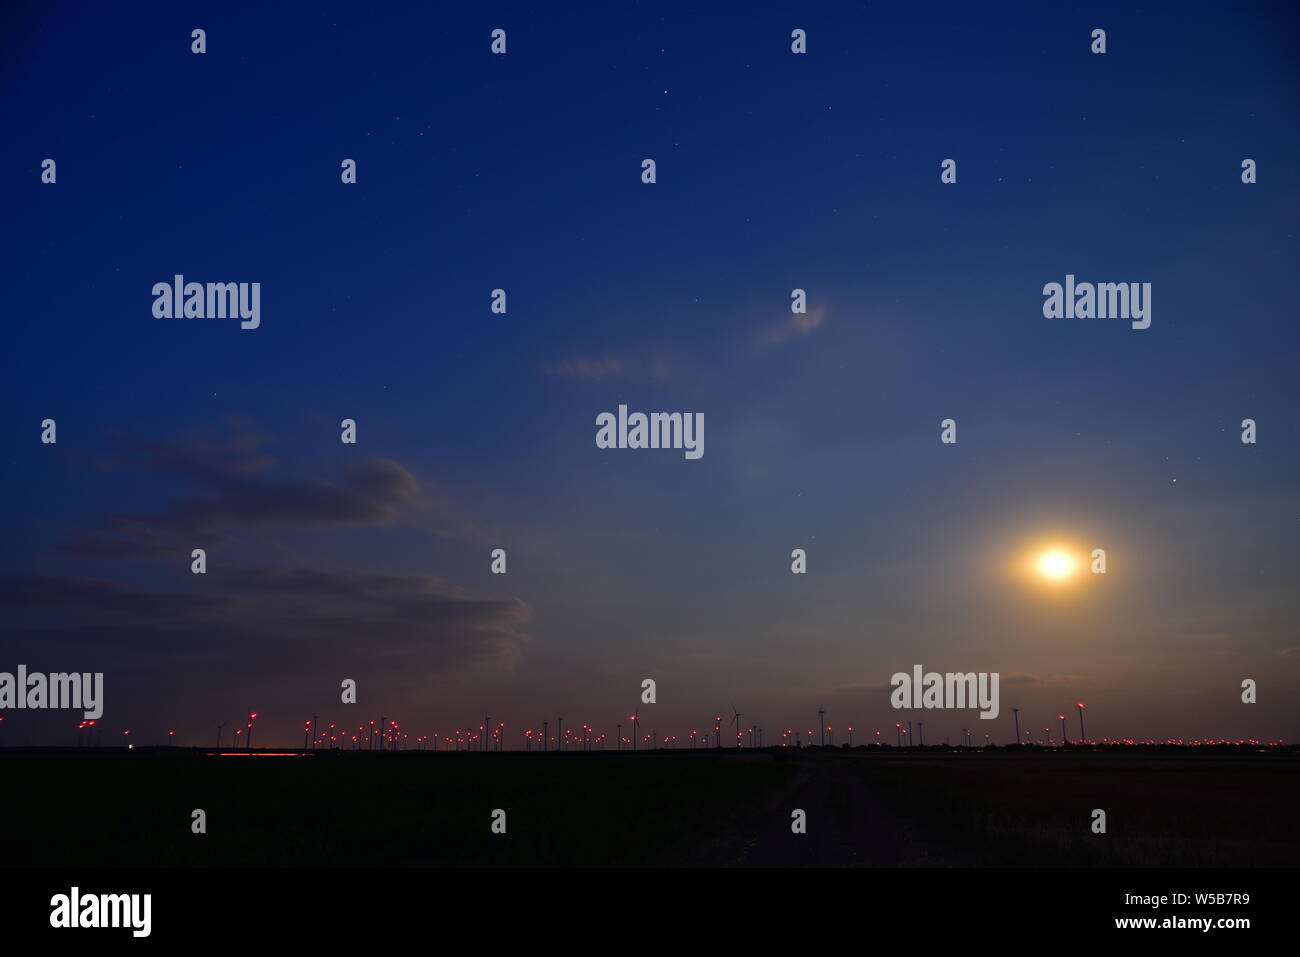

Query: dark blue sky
[3,1,1297,746]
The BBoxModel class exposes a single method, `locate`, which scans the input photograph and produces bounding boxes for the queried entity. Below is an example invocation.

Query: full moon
[1036,549,1077,580]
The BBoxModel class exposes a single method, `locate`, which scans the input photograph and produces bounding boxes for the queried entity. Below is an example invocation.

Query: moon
[1036,549,1077,581]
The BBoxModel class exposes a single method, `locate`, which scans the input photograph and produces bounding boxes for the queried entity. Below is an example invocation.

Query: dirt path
[739,757,912,866]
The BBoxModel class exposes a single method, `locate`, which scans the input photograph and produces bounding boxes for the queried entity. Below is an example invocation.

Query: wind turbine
[731,703,742,748]
[818,709,825,747]
[630,708,638,751]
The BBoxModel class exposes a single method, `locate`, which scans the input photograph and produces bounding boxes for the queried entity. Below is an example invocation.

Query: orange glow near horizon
[209,752,307,757]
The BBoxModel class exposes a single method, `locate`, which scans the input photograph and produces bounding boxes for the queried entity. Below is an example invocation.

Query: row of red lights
[4,707,1283,750]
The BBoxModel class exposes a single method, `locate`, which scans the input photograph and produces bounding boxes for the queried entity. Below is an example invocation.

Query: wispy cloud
[541,356,625,381]
[755,304,827,346]
[1,564,532,672]
[62,424,475,558]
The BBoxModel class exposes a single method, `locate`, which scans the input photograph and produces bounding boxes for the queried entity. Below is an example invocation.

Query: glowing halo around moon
[999,534,1099,597]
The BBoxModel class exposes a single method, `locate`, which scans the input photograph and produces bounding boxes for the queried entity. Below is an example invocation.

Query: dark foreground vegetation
[3,746,1294,867]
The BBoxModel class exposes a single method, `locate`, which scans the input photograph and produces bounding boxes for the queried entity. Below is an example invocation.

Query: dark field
[3,748,1295,867]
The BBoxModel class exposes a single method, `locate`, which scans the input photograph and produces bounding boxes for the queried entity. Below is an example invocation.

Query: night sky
[3,1,1297,747]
